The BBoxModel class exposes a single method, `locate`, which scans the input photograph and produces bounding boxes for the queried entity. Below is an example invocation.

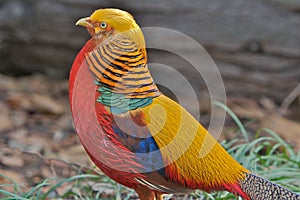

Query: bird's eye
[100,22,107,29]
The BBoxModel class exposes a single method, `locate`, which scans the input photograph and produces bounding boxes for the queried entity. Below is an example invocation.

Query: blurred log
[211,47,300,101]
[0,0,299,102]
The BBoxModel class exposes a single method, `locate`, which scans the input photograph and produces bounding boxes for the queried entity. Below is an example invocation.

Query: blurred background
[0,0,300,197]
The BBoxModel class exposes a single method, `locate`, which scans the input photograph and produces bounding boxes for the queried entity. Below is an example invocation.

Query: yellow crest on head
[90,8,146,57]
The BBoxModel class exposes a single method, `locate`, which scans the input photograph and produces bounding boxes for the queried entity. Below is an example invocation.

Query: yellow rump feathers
[141,95,249,189]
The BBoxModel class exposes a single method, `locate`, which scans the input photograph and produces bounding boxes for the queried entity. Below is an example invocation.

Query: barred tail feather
[239,173,300,200]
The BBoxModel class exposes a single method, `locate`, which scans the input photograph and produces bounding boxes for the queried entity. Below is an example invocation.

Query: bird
[69,8,300,200]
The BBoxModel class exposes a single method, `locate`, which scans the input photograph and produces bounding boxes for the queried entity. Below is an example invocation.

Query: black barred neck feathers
[85,34,160,99]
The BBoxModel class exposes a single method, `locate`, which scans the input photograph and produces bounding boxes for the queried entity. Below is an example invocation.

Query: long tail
[239,172,300,200]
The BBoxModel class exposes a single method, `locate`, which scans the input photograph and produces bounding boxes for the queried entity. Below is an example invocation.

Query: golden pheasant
[69,8,300,200]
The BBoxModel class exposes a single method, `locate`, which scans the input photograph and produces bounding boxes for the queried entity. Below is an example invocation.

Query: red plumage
[69,39,146,189]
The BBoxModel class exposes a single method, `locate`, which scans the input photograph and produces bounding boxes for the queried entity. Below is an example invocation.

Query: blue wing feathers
[112,123,165,176]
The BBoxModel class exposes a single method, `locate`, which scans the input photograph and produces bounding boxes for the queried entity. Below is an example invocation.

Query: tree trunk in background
[0,0,299,102]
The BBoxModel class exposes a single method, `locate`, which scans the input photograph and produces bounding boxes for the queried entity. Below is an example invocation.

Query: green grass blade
[214,101,249,142]
[41,174,99,200]
[0,189,28,200]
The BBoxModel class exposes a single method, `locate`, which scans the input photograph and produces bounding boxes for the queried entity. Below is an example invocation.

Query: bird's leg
[154,192,163,200]
[135,186,163,200]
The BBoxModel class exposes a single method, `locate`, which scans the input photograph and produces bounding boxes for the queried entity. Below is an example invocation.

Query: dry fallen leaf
[0,169,27,192]
[0,113,13,132]
[0,147,101,193]
[6,93,65,115]
[0,101,14,132]
[58,145,90,165]
[228,98,265,120]
[0,148,24,168]
[261,113,300,150]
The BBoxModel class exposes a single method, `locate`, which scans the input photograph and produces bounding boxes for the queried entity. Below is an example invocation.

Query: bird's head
[76,8,146,50]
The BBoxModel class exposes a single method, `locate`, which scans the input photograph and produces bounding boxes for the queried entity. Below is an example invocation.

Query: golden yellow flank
[142,94,249,188]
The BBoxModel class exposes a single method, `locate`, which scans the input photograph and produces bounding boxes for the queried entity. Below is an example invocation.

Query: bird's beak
[75,17,91,27]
